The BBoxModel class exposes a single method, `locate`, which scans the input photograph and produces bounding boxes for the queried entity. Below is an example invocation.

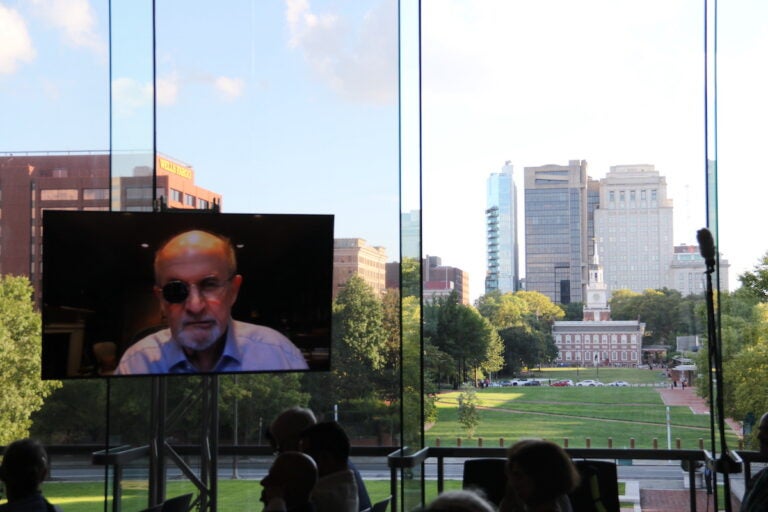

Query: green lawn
[36,478,632,511]
[429,377,737,449]
[36,479,409,512]
[517,366,671,384]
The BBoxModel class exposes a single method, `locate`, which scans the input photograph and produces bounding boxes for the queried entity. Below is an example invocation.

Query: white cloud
[111,77,152,116]
[214,76,245,101]
[30,0,106,59]
[0,5,35,74]
[284,0,397,104]
[156,73,179,106]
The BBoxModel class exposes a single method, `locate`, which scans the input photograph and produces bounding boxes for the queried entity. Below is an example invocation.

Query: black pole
[699,228,739,511]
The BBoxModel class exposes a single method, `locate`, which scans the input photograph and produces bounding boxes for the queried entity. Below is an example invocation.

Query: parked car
[550,379,574,387]
[500,378,531,386]
[522,379,541,386]
[576,379,604,387]
[607,380,630,387]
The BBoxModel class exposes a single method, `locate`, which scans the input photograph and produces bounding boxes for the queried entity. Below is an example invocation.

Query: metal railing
[4,444,762,512]
[386,446,742,512]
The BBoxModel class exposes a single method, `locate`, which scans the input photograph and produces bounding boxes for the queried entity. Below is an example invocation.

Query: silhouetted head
[505,439,580,506]
[268,407,317,453]
[0,439,49,501]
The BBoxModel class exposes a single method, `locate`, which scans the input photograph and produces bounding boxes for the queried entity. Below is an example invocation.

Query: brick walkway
[640,386,743,511]
[656,386,742,436]
[640,489,741,511]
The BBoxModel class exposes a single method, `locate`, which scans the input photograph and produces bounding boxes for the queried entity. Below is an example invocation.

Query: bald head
[269,407,317,453]
[155,230,236,279]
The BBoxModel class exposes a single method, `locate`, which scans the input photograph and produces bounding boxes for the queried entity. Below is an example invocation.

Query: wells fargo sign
[157,157,193,180]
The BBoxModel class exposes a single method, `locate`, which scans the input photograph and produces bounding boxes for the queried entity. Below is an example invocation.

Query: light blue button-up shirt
[115,320,309,375]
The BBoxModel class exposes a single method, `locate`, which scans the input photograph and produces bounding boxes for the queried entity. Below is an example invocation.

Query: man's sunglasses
[160,276,234,304]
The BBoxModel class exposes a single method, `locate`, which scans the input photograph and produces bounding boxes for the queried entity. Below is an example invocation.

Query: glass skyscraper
[485,161,519,294]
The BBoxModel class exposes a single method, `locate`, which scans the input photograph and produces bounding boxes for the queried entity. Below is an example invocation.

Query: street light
[594,353,599,378]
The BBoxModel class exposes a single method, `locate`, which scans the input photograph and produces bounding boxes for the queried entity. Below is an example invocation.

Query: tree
[456,385,481,439]
[401,257,422,298]
[562,302,584,320]
[610,288,691,345]
[219,373,309,443]
[0,275,61,445]
[723,339,768,424]
[424,292,504,386]
[739,252,768,302]
[475,290,527,330]
[515,290,566,324]
[498,325,551,374]
[308,274,390,436]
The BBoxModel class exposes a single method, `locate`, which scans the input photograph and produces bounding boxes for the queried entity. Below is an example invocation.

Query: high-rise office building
[524,160,597,304]
[0,152,221,301]
[485,161,519,294]
[594,165,674,293]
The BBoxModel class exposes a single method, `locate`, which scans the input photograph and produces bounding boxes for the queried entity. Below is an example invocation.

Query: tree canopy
[739,252,768,302]
[474,290,563,375]
[0,275,60,445]
[424,292,504,386]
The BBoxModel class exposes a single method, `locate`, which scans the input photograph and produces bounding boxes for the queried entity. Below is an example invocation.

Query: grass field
[511,366,671,384]
[18,368,727,511]
[428,367,737,449]
[37,479,405,512]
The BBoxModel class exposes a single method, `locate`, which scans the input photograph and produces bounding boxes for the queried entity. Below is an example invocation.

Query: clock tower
[583,241,611,321]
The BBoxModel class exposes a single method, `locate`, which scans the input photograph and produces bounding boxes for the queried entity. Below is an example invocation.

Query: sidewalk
[656,385,742,436]
[639,488,741,511]
[640,386,744,511]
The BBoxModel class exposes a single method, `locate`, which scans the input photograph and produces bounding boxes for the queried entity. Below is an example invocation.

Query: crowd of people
[3,410,768,511]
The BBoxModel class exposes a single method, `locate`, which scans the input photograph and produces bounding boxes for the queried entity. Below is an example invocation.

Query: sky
[1,0,766,304]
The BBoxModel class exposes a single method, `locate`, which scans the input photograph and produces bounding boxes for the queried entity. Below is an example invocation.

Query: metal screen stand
[147,375,220,512]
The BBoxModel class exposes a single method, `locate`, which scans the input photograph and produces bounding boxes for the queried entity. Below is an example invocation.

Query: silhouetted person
[269,408,370,511]
[300,422,358,512]
[499,439,580,512]
[741,412,768,511]
[260,451,317,512]
[0,439,62,512]
[268,407,317,453]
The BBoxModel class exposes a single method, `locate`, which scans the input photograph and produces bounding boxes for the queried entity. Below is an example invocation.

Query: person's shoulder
[115,328,173,374]
[231,321,308,369]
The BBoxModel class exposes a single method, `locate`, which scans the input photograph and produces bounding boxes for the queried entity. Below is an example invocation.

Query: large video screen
[42,211,333,378]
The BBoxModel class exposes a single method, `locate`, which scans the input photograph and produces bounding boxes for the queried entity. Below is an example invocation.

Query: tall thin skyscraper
[524,160,596,304]
[485,161,519,294]
[594,164,674,292]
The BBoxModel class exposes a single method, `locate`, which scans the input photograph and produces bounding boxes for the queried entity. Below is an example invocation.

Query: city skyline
[1,1,765,305]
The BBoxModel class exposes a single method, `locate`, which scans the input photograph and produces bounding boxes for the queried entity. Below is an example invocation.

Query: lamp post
[594,353,599,378]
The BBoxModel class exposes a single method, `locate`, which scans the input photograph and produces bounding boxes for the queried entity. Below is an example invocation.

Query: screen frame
[42,210,334,378]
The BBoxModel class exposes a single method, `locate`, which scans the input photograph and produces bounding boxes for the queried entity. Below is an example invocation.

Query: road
[48,455,743,492]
